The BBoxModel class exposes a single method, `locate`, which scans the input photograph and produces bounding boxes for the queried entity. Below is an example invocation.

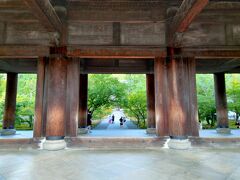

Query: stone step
[0,138,39,150]
[65,137,168,150]
[190,137,240,148]
[1,137,240,150]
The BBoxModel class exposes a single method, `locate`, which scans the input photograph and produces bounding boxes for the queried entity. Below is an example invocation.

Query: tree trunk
[206,117,210,125]
[236,112,239,122]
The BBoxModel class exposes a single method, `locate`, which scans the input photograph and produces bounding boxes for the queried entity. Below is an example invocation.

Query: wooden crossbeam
[0,45,49,58]
[182,48,240,58]
[68,46,240,59]
[24,0,63,34]
[67,46,166,59]
[0,45,239,59]
[168,0,209,46]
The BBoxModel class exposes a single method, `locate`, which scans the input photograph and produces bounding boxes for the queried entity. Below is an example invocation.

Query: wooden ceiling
[0,0,240,74]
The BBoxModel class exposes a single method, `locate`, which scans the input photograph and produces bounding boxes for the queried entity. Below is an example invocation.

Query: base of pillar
[216,128,231,134]
[78,128,89,134]
[146,128,156,134]
[43,139,66,151]
[0,129,16,136]
[168,138,191,150]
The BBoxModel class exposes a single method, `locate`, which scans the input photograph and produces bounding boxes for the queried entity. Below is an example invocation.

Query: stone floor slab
[0,148,240,180]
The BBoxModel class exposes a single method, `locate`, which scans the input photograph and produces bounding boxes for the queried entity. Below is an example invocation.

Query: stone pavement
[0,148,239,180]
[0,130,33,139]
[86,110,145,137]
[80,129,155,137]
[94,110,138,130]
[199,129,240,138]
[1,129,240,139]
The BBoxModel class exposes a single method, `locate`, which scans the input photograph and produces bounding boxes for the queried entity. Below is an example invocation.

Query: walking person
[87,110,92,133]
[112,114,115,124]
[119,117,123,127]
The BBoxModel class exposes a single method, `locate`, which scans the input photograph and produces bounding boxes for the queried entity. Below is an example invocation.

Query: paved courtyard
[0,148,239,180]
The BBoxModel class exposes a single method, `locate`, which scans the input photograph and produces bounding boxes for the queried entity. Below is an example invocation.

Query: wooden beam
[168,0,209,46]
[24,0,63,33]
[182,48,240,58]
[0,0,24,7]
[68,46,166,59]
[0,45,49,58]
[82,67,153,74]
[0,10,37,23]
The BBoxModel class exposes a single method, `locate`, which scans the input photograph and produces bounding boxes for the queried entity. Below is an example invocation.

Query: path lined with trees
[94,110,138,130]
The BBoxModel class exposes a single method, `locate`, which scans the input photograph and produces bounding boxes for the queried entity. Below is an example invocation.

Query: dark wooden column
[186,57,199,137]
[79,74,88,128]
[66,58,80,137]
[146,74,155,129]
[42,59,49,137]
[45,49,67,140]
[154,57,169,136]
[214,73,229,129]
[33,57,46,137]
[3,73,18,129]
[167,48,199,138]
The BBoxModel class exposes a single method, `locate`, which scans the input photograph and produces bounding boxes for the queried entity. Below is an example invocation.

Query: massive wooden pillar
[167,48,199,138]
[45,49,67,140]
[214,73,230,133]
[42,59,49,137]
[146,74,155,130]
[3,73,18,129]
[66,58,80,137]
[154,57,169,136]
[186,57,199,137]
[79,74,88,128]
[34,57,46,138]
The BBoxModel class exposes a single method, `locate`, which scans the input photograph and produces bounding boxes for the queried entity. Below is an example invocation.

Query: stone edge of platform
[1,137,240,150]
[0,138,41,150]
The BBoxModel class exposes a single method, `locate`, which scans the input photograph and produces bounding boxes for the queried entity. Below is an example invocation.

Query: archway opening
[79,74,155,137]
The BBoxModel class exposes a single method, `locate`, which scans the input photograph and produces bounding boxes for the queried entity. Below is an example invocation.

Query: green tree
[123,90,147,128]
[88,74,126,117]
[0,74,6,124]
[196,74,216,127]
[226,74,240,121]
[121,74,147,128]
[15,74,36,128]
[0,74,36,129]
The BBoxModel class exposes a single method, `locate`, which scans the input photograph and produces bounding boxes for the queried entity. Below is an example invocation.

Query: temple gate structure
[0,0,240,150]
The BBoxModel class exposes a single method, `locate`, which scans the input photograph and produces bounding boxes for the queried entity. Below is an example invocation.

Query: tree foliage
[88,74,126,115]
[196,74,216,127]
[226,74,240,121]
[15,74,36,128]
[0,74,36,129]
[0,74,6,123]
[123,90,147,128]
[88,74,147,128]
[120,75,147,128]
